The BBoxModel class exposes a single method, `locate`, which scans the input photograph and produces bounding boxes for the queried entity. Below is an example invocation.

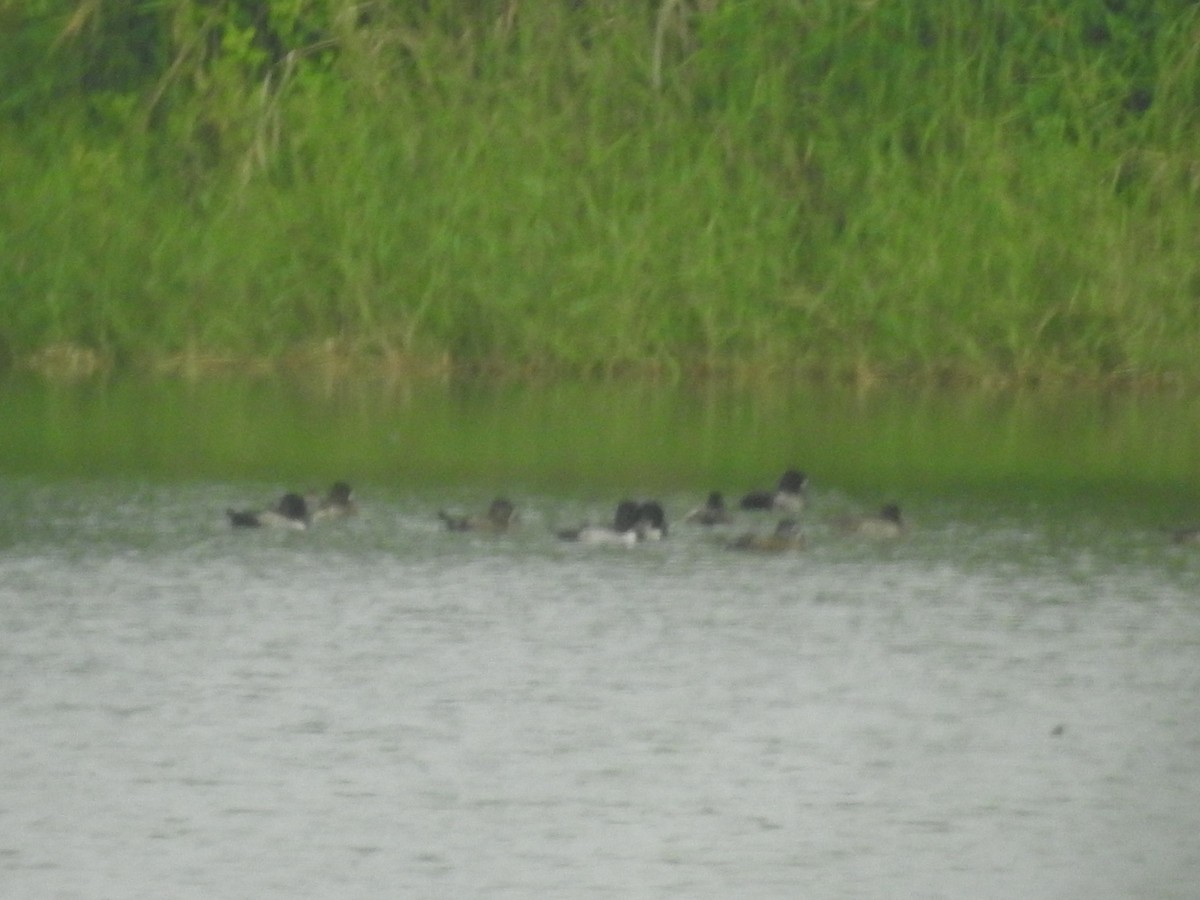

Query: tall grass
[2,0,1199,383]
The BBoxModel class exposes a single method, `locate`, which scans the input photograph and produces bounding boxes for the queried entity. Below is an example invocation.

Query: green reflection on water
[1,376,1198,511]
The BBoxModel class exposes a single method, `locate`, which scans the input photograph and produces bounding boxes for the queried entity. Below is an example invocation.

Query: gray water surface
[2,479,1198,899]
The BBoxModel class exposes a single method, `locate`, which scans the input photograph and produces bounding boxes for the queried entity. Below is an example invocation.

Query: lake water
[1,377,1199,898]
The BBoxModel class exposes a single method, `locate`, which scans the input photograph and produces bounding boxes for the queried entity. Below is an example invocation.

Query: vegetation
[2,1,1200,385]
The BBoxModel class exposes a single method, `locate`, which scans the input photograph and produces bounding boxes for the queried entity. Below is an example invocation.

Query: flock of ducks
[228,468,1200,549]
[226,469,908,551]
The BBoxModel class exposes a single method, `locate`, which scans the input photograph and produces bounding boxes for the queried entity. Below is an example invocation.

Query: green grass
[2,1,1200,384]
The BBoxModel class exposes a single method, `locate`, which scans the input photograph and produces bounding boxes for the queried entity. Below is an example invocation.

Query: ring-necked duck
[557,500,642,544]
[439,497,517,532]
[227,492,310,530]
[683,492,733,526]
[728,518,806,552]
[635,500,668,540]
[309,481,357,523]
[740,469,808,512]
[834,503,905,539]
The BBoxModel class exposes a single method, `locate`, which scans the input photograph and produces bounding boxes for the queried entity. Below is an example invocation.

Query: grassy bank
[3,1,1200,384]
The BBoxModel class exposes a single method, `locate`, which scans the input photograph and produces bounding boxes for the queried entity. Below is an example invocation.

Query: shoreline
[10,340,1200,394]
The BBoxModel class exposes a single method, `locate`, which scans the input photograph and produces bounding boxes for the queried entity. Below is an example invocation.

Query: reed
[2,1,1199,384]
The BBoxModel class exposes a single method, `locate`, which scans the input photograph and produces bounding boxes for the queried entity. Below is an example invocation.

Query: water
[2,471,1199,899]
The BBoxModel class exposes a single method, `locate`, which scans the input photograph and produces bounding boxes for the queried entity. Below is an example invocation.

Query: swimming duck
[740,469,808,512]
[309,481,357,523]
[439,497,517,533]
[683,491,733,526]
[635,500,669,540]
[557,500,642,544]
[728,518,806,552]
[227,492,310,530]
[1171,526,1200,545]
[834,503,905,539]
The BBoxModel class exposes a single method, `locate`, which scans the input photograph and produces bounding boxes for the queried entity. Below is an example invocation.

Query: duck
[728,518,806,552]
[557,500,642,544]
[227,492,310,530]
[740,469,808,512]
[635,500,669,540]
[1171,526,1200,545]
[309,481,357,523]
[683,491,733,526]
[834,503,906,539]
[439,497,517,533]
